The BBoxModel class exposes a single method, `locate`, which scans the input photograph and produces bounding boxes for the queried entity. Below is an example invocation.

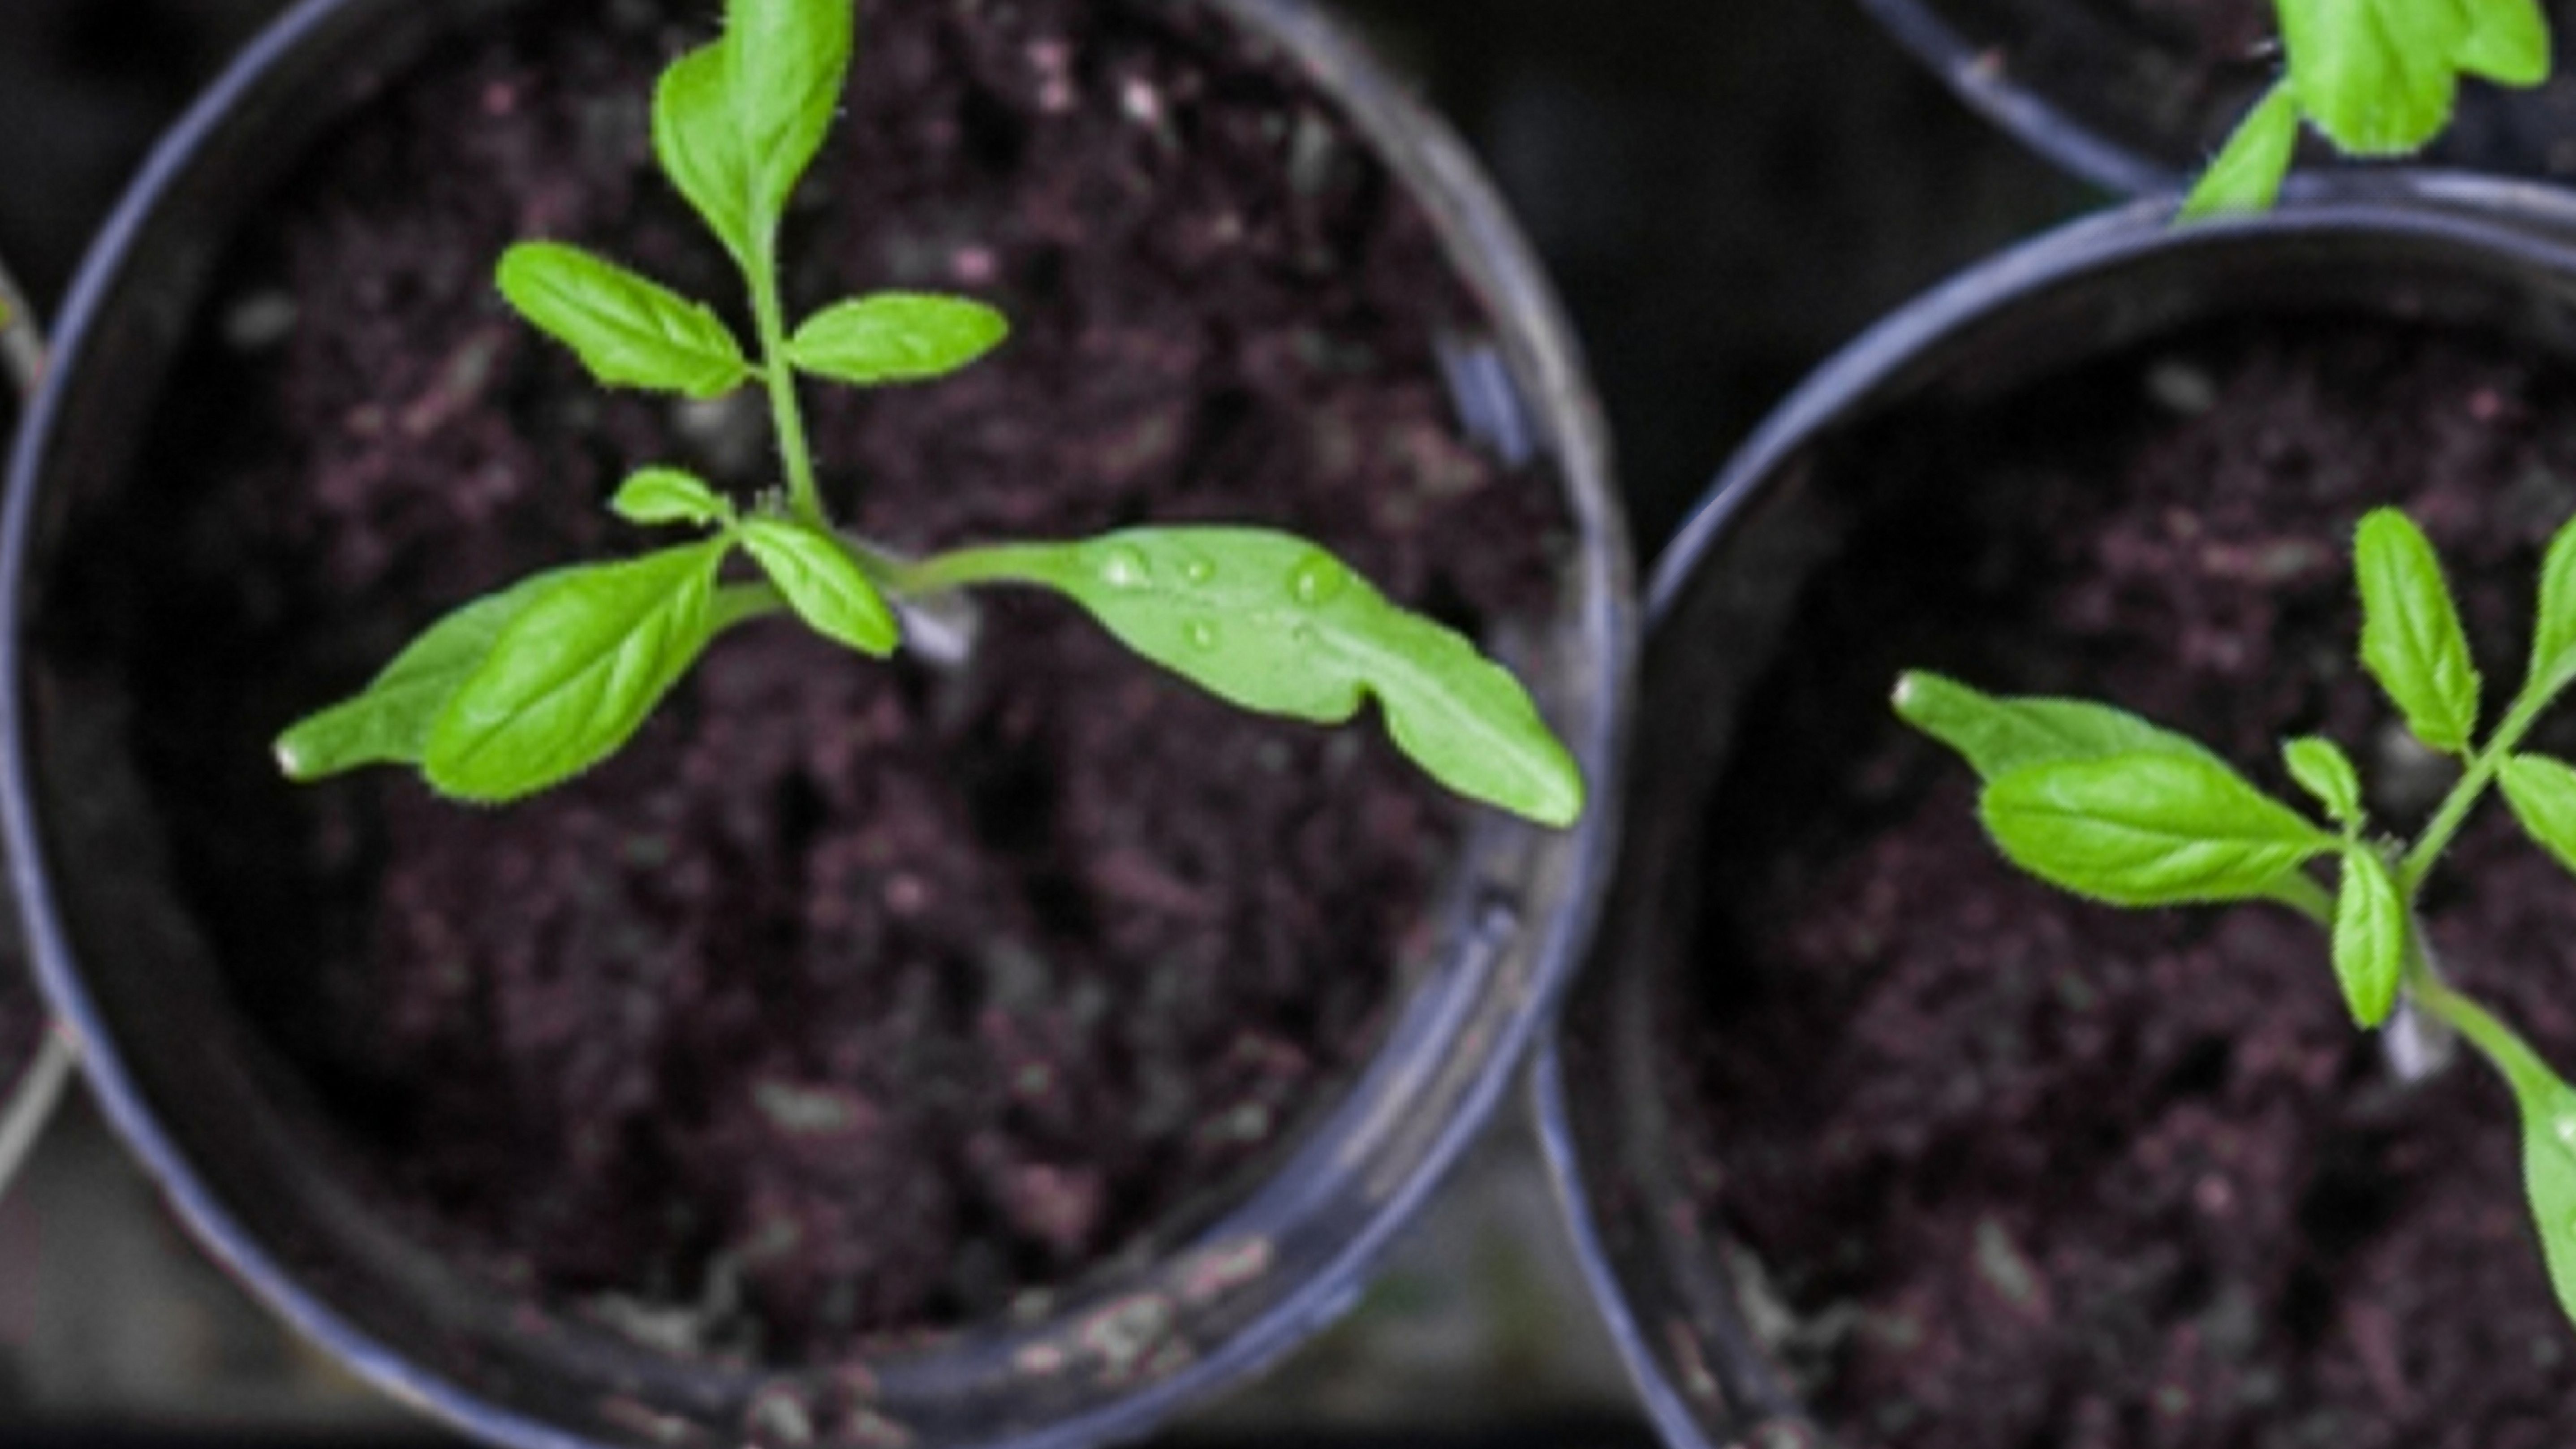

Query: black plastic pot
[1859,0,2576,198]
[0,1,1633,1445]
[1532,173,2576,1449]
[0,254,74,1203]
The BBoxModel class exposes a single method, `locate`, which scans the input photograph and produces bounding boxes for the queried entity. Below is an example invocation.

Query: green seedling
[274,0,1583,828]
[1898,506,2576,1331]
[2182,0,2554,220]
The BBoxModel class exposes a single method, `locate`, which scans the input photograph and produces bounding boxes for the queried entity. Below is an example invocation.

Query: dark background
[0,0,2090,1439]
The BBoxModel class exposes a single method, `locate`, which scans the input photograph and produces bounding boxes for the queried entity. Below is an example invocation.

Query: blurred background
[0,0,2091,1440]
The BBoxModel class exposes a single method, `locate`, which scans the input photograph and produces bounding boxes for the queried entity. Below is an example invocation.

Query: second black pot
[1540,173,2576,1449]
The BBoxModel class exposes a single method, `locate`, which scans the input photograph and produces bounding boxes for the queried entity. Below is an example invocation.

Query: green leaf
[2280,0,2458,155]
[1980,753,2337,907]
[974,528,1582,827]
[497,242,750,398]
[2355,508,2482,755]
[2448,1005,2576,1336]
[654,43,759,269]
[787,294,1010,386]
[273,571,568,781]
[1892,671,2223,781]
[2514,1066,2576,1336]
[650,0,851,268]
[2180,83,2303,221]
[2501,753,2576,877]
[424,541,730,802]
[2331,846,2406,1028]
[739,518,899,657]
[2529,511,2576,696]
[728,0,852,236]
[2457,0,2551,86]
[2283,735,2365,828]
[612,467,732,528]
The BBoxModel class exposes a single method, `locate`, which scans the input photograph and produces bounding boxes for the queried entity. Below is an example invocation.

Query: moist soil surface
[62,0,1566,1360]
[1675,315,2576,1449]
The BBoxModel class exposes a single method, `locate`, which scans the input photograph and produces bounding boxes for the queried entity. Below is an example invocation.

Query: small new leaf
[2331,846,2406,1028]
[727,0,851,237]
[498,243,750,399]
[2356,508,2482,755]
[424,541,729,802]
[739,518,899,657]
[612,467,731,529]
[2279,0,2459,156]
[1893,671,2223,781]
[2459,0,2552,86]
[2501,753,2576,879]
[273,571,567,781]
[1980,752,2337,907]
[2530,511,2576,696]
[650,0,851,268]
[654,43,759,268]
[2283,735,2365,828]
[788,294,1010,387]
[2181,83,2302,221]
[983,528,1582,827]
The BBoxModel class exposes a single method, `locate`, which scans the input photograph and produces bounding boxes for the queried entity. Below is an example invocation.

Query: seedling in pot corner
[271,0,1584,828]
[2182,0,2554,220]
[1896,506,2576,1332]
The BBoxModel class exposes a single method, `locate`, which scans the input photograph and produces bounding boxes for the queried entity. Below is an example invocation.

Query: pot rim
[1536,168,2576,1449]
[0,0,1633,1444]
[0,256,74,1208]
[1853,0,2179,197]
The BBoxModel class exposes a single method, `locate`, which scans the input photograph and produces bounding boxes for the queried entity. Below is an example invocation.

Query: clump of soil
[58,0,1568,1360]
[1675,317,2576,1447]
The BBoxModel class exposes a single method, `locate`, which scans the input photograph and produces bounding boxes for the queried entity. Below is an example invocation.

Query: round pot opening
[1,0,1633,1445]
[1540,176,2576,1449]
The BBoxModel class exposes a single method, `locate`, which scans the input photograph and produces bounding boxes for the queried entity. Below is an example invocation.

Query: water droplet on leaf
[1181,556,1215,585]
[1097,545,1151,590]
[1289,554,1346,605]
[1185,621,1220,651]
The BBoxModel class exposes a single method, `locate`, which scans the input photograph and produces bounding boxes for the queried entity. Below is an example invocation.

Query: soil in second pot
[42,0,1570,1360]
[1671,315,2576,1448]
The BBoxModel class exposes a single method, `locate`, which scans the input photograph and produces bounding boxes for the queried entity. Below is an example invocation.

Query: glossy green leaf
[2458,0,2552,86]
[2529,511,2576,697]
[1892,671,2222,781]
[962,528,1582,826]
[1980,752,2337,907]
[497,242,749,398]
[2331,846,2406,1028]
[2280,0,2458,155]
[2180,83,2303,221]
[2283,735,2365,828]
[2501,753,2576,878]
[424,541,729,802]
[2448,1005,2576,1335]
[2355,508,2482,755]
[612,467,731,529]
[728,0,851,236]
[787,294,1010,387]
[739,517,899,657]
[653,42,759,268]
[650,0,850,268]
[273,571,568,781]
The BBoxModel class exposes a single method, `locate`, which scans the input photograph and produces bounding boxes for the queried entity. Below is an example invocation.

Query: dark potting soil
[66,0,1568,1358]
[1676,317,2576,1449]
